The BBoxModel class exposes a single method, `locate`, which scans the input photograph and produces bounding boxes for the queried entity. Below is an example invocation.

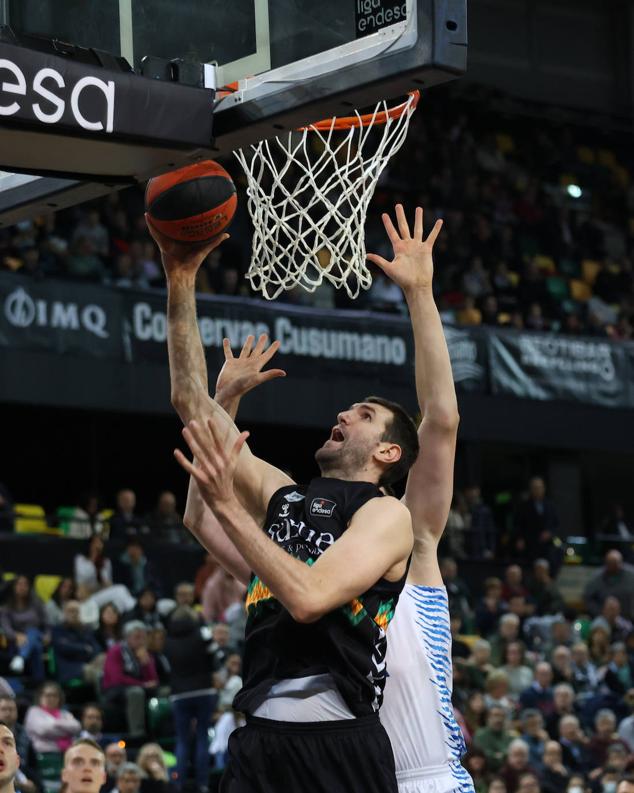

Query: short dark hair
[81,703,103,717]
[364,396,419,486]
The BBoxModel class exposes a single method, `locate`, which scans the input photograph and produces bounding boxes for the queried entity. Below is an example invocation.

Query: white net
[234,92,419,300]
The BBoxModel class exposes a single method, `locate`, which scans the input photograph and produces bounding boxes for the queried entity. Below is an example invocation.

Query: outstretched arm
[147,217,293,525]
[368,206,458,587]
[183,335,286,585]
[175,420,413,623]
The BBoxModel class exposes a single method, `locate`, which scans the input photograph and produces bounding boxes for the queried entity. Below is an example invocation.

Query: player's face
[62,744,106,793]
[315,402,394,477]
[0,726,19,787]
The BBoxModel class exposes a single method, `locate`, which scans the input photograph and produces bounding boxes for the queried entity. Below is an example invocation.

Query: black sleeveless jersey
[233,477,407,717]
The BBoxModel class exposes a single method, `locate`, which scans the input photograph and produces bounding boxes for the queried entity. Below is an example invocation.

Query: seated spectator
[66,236,105,281]
[201,569,246,624]
[602,597,634,643]
[123,589,163,630]
[0,694,38,788]
[118,540,162,598]
[147,627,170,688]
[558,715,589,774]
[588,709,629,770]
[464,691,488,737]
[74,538,135,616]
[441,558,473,629]
[94,603,123,653]
[0,575,47,679]
[112,763,144,793]
[67,492,107,539]
[52,600,103,685]
[618,692,634,752]
[136,744,171,793]
[103,742,127,793]
[451,615,472,659]
[45,578,77,627]
[584,551,634,621]
[473,705,514,772]
[502,565,529,604]
[603,642,634,696]
[527,559,565,616]
[193,554,217,601]
[485,671,515,717]
[520,662,555,718]
[144,491,184,543]
[566,775,587,793]
[464,485,496,558]
[502,642,534,699]
[617,773,634,793]
[79,703,107,747]
[551,646,575,686]
[209,710,245,772]
[540,740,569,793]
[588,620,612,666]
[101,621,158,737]
[475,577,506,638]
[598,767,624,793]
[499,739,536,793]
[516,772,541,793]
[467,639,495,691]
[24,681,81,752]
[603,745,630,780]
[570,641,600,700]
[488,778,507,793]
[215,653,242,713]
[72,209,110,257]
[173,583,195,610]
[109,490,148,539]
[491,614,521,667]
[546,684,577,739]
[463,748,489,793]
[519,709,548,770]
[443,493,469,560]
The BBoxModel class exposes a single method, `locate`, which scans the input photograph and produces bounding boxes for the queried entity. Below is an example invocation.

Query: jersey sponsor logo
[310,498,336,517]
[279,503,290,517]
[284,491,305,502]
[267,516,334,555]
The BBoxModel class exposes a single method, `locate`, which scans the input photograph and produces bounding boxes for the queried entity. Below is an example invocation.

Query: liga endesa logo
[310,498,336,518]
[0,57,115,133]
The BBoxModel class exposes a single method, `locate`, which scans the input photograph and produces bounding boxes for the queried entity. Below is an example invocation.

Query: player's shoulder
[354,493,412,527]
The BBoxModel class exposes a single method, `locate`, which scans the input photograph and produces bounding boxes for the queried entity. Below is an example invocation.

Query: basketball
[145,160,237,243]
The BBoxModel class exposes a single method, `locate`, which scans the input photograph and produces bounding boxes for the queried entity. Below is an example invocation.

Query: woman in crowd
[24,681,81,752]
[502,641,534,699]
[137,743,173,793]
[94,602,123,652]
[123,588,163,630]
[74,536,135,615]
[44,578,77,626]
[0,575,47,679]
[463,748,490,793]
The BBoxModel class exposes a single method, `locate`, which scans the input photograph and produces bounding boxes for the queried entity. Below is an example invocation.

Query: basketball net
[234,91,420,300]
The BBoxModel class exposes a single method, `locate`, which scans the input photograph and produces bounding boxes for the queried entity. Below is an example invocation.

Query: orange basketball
[145,160,237,243]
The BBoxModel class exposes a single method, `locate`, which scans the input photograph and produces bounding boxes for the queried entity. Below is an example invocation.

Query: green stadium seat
[36,752,63,793]
[546,276,569,301]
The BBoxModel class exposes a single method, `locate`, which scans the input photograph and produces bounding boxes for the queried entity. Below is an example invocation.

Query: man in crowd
[513,476,561,568]
[109,490,147,539]
[52,600,102,684]
[520,662,555,717]
[79,704,107,747]
[110,764,143,793]
[473,705,514,772]
[103,743,127,793]
[584,550,634,620]
[144,491,184,543]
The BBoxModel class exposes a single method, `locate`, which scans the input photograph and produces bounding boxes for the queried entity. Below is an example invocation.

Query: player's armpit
[296,497,413,623]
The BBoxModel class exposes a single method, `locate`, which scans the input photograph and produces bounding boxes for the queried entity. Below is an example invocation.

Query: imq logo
[4,287,109,338]
[0,57,115,132]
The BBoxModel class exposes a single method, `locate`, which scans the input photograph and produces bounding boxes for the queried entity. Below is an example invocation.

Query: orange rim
[299,90,420,132]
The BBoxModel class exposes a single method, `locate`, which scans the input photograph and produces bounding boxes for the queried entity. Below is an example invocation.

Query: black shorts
[219,713,398,793]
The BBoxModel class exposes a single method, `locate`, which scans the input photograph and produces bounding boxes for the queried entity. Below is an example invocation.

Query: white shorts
[397,765,475,793]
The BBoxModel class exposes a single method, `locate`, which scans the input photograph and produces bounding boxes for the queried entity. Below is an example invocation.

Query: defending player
[61,739,107,793]
[0,721,19,793]
[149,209,436,792]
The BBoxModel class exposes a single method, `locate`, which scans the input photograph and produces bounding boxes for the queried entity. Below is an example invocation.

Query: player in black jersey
[148,205,442,793]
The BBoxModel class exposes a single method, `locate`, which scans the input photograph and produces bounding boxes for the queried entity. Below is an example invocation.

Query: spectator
[24,681,81,752]
[209,710,245,772]
[502,565,529,604]
[516,772,541,793]
[66,237,105,281]
[94,604,122,653]
[551,646,575,686]
[519,709,548,770]
[519,662,555,717]
[136,744,171,793]
[541,741,570,793]
[78,704,107,746]
[144,492,184,543]
[215,653,242,713]
[67,493,107,539]
[584,551,634,621]
[441,558,473,629]
[173,584,195,610]
[588,619,612,666]
[617,693,634,752]
[101,621,158,737]
[443,493,470,559]
[570,641,600,700]
[473,705,514,772]
[464,485,496,558]
[603,642,634,697]
[464,691,488,737]
[499,739,536,793]
[118,541,161,598]
[193,554,217,601]
[147,627,170,688]
[74,538,135,615]
[490,614,521,667]
[109,490,148,539]
[111,764,143,793]
[502,642,534,698]
[488,779,508,793]
[558,715,588,774]
[617,774,634,793]
[604,745,630,779]
[463,748,489,793]
[201,570,246,624]
[513,477,561,569]
[0,576,47,679]
[475,577,506,638]
[45,578,77,627]
[527,560,565,616]
[72,210,110,257]
[545,683,577,739]
[588,709,629,770]
[451,615,472,659]
[485,671,515,716]
[103,743,127,793]
[51,600,103,684]
[123,589,163,631]
[602,597,634,642]
[467,639,495,691]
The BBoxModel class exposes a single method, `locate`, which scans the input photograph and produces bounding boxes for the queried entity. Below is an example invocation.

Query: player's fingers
[426,218,444,248]
[413,206,424,241]
[183,423,215,468]
[174,449,199,479]
[232,431,250,459]
[240,335,255,358]
[222,338,234,360]
[366,253,392,271]
[258,369,286,384]
[201,233,230,257]
[254,333,268,356]
[395,204,411,239]
[261,339,281,363]
[381,213,401,245]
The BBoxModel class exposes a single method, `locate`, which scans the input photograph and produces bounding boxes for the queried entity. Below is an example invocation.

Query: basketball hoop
[234,91,420,300]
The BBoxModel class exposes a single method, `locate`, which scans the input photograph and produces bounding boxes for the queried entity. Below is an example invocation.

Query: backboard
[0,0,467,223]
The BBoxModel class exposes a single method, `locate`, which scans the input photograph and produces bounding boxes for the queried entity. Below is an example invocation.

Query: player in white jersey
[367,209,475,793]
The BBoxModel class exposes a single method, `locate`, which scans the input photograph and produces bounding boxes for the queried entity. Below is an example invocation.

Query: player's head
[0,722,19,790]
[315,397,418,486]
[62,740,106,793]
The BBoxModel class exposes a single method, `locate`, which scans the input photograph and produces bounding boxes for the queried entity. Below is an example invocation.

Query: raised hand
[366,204,443,294]
[215,334,286,407]
[145,213,229,278]
[174,419,250,509]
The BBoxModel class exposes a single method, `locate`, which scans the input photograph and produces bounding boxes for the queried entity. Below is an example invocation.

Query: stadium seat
[56,506,75,536]
[559,258,580,278]
[36,753,63,793]
[35,574,62,603]
[570,279,592,301]
[582,259,601,286]
[546,276,569,301]
[14,503,48,534]
[534,255,556,274]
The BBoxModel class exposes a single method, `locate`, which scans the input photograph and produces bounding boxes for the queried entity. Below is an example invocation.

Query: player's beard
[315,436,375,479]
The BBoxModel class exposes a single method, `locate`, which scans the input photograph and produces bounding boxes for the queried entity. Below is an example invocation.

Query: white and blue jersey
[381,585,475,793]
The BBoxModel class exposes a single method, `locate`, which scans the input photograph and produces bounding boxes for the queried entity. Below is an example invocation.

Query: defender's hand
[145,213,229,278]
[215,334,286,407]
[366,204,442,294]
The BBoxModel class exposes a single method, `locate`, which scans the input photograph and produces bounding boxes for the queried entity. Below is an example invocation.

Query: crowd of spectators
[0,84,632,338]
